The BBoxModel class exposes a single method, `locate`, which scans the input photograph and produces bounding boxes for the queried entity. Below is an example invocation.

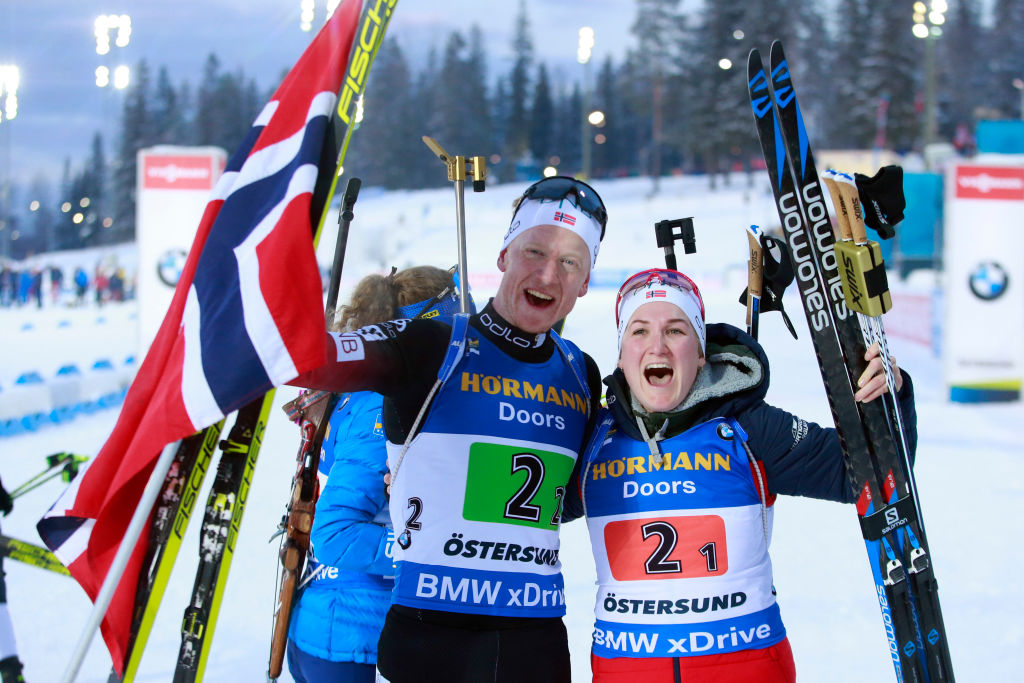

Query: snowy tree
[629,0,683,189]
[348,38,421,189]
[111,59,151,243]
[825,0,876,148]
[529,63,554,165]
[939,0,988,144]
[987,0,1024,119]
[862,5,923,151]
[502,0,533,174]
[151,66,190,146]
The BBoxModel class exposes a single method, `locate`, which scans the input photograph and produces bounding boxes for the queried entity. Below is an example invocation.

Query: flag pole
[62,440,182,683]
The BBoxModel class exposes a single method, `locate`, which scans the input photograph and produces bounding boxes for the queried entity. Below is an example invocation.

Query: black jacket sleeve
[560,353,603,524]
[739,371,918,504]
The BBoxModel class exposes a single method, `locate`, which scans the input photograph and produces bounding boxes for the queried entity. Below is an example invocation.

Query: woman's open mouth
[644,362,674,386]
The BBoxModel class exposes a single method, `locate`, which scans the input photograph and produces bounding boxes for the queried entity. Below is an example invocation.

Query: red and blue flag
[37,0,363,671]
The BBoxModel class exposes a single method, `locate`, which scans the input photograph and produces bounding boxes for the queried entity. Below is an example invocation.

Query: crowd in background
[0,260,134,309]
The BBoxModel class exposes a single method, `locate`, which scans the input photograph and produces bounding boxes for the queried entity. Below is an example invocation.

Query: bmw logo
[717,423,734,440]
[398,529,412,550]
[157,248,188,288]
[968,261,1009,301]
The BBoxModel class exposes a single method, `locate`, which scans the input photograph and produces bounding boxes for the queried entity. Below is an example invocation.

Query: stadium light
[300,0,315,31]
[0,65,20,123]
[95,15,131,88]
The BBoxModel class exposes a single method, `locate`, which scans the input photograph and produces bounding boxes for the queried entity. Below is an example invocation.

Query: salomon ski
[747,41,952,682]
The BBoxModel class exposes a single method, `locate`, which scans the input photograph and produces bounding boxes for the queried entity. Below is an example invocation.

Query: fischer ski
[112,422,224,683]
[173,394,273,683]
[0,534,70,575]
[746,41,952,682]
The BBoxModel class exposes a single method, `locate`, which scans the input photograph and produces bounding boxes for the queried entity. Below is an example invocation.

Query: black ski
[173,394,273,683]
[747,42,952,682]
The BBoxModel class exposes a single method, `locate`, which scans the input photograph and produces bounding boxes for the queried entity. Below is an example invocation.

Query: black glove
[0,478,12,517]
[855,165,905,240]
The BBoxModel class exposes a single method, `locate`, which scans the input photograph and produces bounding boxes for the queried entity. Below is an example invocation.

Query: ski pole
[10,453,89,499]
[654,217,696,270]
[745,224,764,339]
[324,177,362,328]
[422,136,487,313]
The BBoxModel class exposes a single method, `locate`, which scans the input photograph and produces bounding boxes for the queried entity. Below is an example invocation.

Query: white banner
[943,161,1024,401]
[136,146,227,358]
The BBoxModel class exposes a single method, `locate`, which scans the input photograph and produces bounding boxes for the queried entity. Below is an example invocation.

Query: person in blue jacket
[286,265,468,683]
[566,267,916,683]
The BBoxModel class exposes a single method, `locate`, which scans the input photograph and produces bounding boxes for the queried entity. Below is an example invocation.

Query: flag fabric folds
[37,0,363,671]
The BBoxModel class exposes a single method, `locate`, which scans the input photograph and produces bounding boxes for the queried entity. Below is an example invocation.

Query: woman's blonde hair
[335,265,452,331]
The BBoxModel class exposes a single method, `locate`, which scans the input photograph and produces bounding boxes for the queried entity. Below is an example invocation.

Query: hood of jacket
[604,322,770,441]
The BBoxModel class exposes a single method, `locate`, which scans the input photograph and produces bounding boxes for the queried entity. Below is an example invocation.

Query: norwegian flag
[37,0,363,672]
[646,290,667,299]
[553,210,577,226]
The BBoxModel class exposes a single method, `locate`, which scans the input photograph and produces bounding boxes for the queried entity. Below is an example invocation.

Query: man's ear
[577,272,590,298]
[497,248,508,273]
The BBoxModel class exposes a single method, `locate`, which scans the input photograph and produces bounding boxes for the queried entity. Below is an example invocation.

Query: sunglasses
[615,268,705,328]
[514,176,608,237]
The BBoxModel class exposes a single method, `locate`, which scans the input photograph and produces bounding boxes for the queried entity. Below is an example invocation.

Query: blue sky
[0,0,634,190]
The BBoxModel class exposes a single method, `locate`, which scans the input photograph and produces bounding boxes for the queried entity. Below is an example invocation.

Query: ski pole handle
[324,177,362,326]
[745,225,764,339]
[654,218,696,270]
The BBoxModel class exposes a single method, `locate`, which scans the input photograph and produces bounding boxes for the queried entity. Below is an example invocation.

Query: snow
[0,173,1020,682]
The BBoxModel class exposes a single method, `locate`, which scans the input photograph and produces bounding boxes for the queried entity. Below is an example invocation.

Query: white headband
[616,281,706,352]
[502,197,602,269]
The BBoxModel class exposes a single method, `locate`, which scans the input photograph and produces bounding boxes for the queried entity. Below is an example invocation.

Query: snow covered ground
[0,173,1020,681]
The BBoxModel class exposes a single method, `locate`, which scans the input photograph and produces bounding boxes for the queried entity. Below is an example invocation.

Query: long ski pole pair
[9,453,89,500]
[746,40,953,682]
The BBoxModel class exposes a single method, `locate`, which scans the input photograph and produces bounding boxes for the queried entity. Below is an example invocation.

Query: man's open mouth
[525,289,555,308]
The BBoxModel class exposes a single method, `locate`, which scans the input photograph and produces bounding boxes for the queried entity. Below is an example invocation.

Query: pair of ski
[110,398,271,683]
[746,42,953,682]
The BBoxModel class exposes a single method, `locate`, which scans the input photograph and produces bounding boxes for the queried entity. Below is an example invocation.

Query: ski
[112,422,224,683]
[173,393,273,683]
[747,41,952,682]
[0,533,70,576]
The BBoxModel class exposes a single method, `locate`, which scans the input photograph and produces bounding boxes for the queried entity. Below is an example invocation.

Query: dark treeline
[8,0,1024,257]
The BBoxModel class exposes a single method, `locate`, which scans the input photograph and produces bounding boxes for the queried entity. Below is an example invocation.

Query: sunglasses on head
[513,176,608,237]
[615,268,705,328]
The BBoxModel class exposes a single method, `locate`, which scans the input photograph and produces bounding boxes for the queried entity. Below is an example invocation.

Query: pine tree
[152,66,189,145]
[111,59,152,243]
[825,0,876,148]
[529,63,554,166]
[939,0,988,144]
[863,5,923,151]
[503,0,533,177]
[349,37,420,189]
[988,0,1024,119]
[629,0,683,191]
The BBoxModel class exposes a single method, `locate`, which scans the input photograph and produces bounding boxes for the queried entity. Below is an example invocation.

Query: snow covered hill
[0,173,1019,681]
